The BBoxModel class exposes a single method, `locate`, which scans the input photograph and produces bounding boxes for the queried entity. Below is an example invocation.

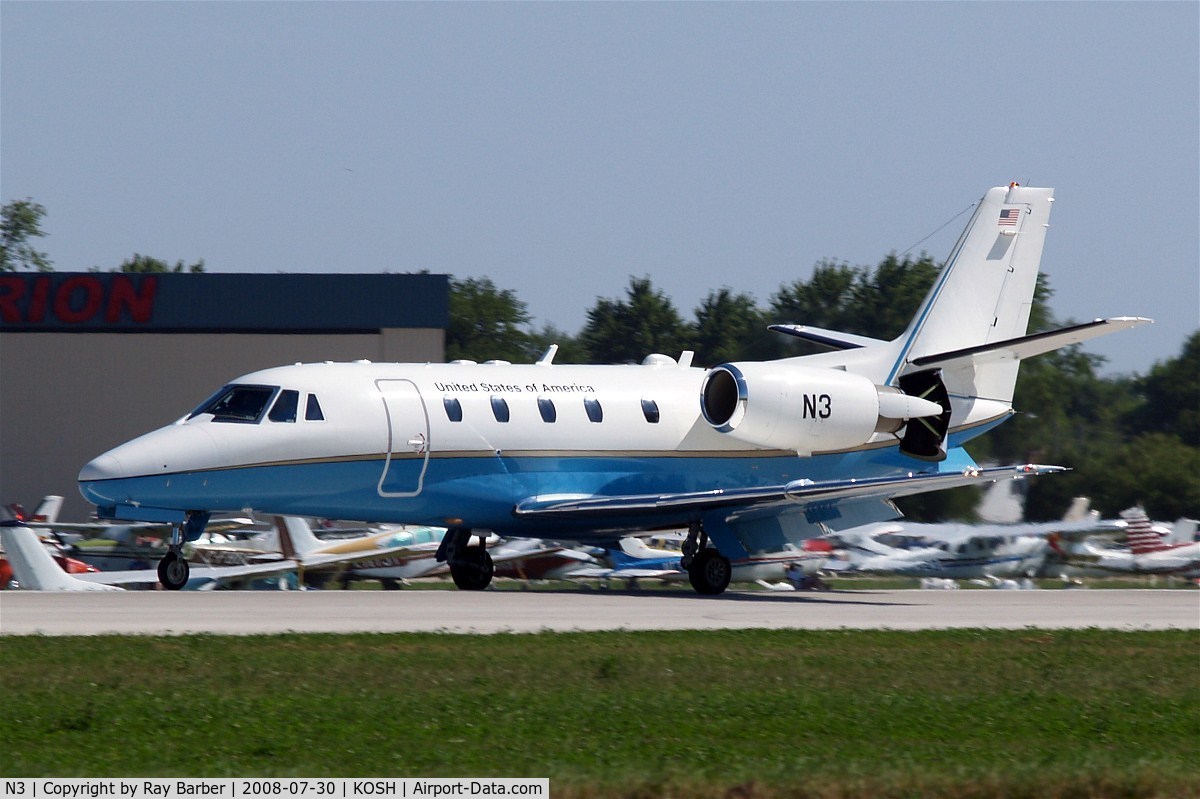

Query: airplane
[29,515,256,572]
[5,495,65,524]
[77,184,1151,594]
[1047,507,1200,578]
[824,526,1051,580]
[193,515,545,589]
[0,496,100,588]
[0,519,306,591]
[822,497,1124,581]
[467,537,601,583]
[569,533,830,589]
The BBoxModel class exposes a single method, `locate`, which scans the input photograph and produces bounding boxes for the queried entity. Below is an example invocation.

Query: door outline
[376,379,430,497]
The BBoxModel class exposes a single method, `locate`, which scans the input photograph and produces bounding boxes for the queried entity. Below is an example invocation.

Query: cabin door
[376,379,430,497]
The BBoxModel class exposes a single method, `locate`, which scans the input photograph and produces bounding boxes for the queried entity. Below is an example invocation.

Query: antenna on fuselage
[536,344,558,365]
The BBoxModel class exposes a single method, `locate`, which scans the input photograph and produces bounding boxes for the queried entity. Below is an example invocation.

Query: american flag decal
[998,208,1021,226]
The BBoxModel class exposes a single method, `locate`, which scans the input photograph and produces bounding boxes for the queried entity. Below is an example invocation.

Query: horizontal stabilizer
[909,317,1152,372]
[768,324,886,351]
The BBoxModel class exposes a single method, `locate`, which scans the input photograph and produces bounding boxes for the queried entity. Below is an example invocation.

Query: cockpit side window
[189,384,277,423]
[305,394,325,421]
[269,390,299,423]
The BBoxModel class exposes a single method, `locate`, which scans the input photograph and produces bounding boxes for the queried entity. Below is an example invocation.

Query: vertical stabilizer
[1121,507,1168,555]
[273,516,325,559]
[30,495,64,524]
[890,185,1054,404]
[0,525,123,591]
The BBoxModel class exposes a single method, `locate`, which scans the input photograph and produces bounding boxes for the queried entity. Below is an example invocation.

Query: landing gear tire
[450,546,494,591]
[157,550,189,591]
[688,548,731,595]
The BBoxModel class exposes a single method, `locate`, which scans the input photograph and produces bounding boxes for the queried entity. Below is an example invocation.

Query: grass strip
[1,629,1196,798]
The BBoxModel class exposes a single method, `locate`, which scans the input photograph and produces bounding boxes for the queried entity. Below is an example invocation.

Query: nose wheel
[157,549,189,590]
[157,512,207,591]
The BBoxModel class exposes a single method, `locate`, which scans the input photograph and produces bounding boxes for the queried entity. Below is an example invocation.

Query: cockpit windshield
[188,384,278,423]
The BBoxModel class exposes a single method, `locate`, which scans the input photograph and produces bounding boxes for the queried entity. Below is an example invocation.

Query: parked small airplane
[823,498,1122,580]
[31,514,256,572]
[0,519,301,591]
[825,527,1051,580]
[1047,507,1200,578]
[482,537,601,582]
[78,185,1150,594]
[570,534,830,588]
[4,495,65,524]
[0,495,99,589]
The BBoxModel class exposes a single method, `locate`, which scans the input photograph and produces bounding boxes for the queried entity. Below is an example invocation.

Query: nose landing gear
[157,511,209,591]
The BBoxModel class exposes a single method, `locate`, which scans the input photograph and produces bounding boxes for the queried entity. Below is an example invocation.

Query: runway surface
[1,588,1196,635]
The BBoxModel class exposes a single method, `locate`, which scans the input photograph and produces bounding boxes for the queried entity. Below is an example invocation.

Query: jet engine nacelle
[699,363,943,454]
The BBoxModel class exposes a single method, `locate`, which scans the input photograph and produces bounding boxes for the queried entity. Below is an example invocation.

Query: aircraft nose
[79,453,125,482]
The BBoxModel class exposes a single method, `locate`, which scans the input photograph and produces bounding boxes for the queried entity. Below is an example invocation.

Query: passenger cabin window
[641,398,660,424]
[584,397,603,423]
[491,396,510,423]
[538,397,557,423]
[269,390,299,423]
[305,394,325,421]
[188,384,277,423]
[443,397,463,422]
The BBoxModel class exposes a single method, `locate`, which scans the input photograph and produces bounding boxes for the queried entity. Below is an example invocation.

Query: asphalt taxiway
[1,588,1196,635]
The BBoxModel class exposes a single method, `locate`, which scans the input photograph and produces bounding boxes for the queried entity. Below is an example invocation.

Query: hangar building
[0,272,448,521]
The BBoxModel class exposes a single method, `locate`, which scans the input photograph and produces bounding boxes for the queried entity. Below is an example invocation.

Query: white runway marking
[1,589,1196,636]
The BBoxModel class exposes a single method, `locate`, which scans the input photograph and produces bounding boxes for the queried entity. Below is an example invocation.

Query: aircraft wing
[568,567,682,580]
[297,542,441,571]
[514,464,1063,521]
[30,518,256,537]
[73,559,302,587]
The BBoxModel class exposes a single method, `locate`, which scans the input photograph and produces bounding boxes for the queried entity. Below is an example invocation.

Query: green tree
[691,288,774,367]
[579,276,691,364]
[1,198,53,272]
[445,276,534,363]
[1124,330,1200,447]
[112,253,205,273]
[526,324,588,365]
[1025,433,1200,521]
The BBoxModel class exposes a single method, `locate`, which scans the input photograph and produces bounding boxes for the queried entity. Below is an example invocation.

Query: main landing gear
[680,520,732,595]
[436,527,494,591]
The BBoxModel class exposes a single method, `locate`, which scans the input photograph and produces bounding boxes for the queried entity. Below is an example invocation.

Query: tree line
[6,198,1196,521]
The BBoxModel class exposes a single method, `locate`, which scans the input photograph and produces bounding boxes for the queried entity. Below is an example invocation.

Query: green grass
[1,630,1197,798]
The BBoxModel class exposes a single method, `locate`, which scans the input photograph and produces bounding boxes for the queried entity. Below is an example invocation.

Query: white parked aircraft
[1048,507,1200,578]
[78,185,1149,594]
[0,521,303,591]
[823,497,1125,580]
[570,533,829,589]
[825,526,1052,580]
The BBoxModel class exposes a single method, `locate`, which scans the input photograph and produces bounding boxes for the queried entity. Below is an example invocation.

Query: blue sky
[3,2,1196,375]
